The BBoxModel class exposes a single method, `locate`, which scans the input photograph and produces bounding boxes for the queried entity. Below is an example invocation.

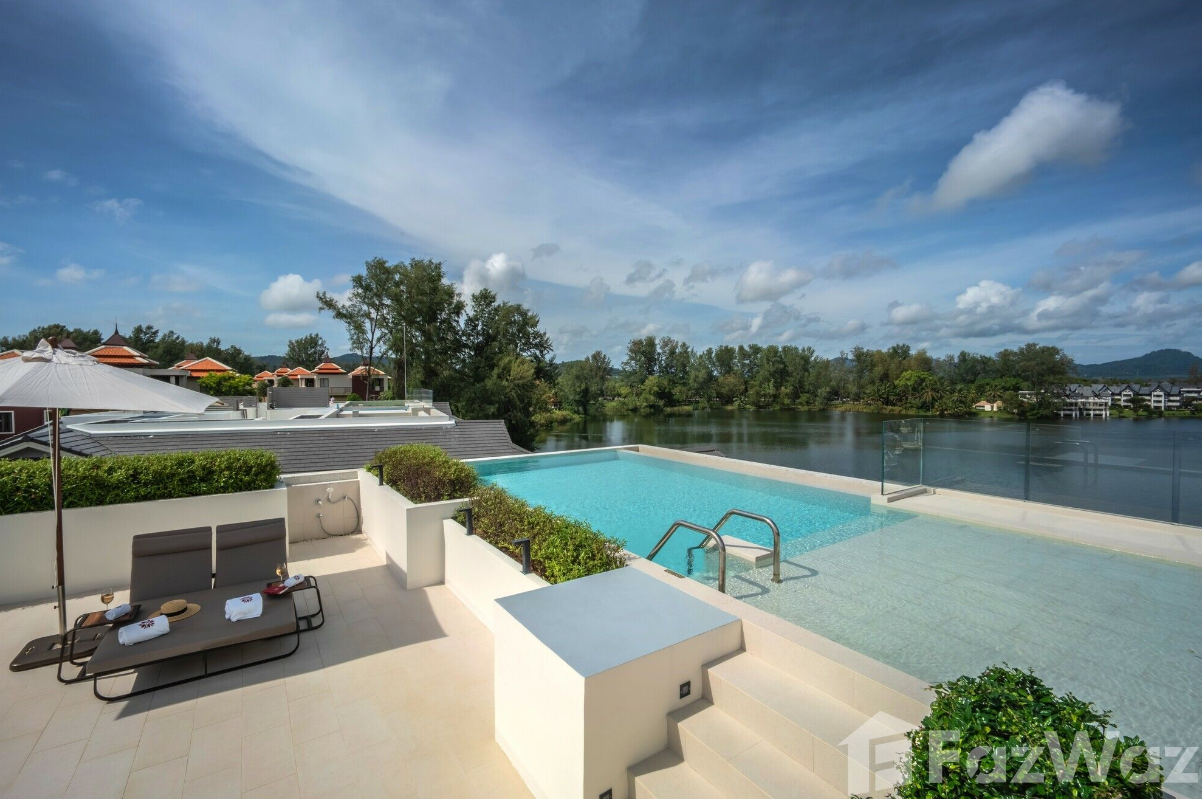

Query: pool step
[705,651,910,797]
[628,749,723,799]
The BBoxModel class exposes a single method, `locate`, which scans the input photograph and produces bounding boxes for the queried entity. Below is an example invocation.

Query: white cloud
[925,82,1124,211]
[56,262,104,283]
[1023,283,1113,331]
[821,251,897,280]
[90,197,142,221]
[682,262,731,290]
[624,260,665,285]
[1029,239,1142,293]
[0,241,21,269]
[264,311,319,328]
[260,273,323,311]
[955,280,1020,314]
[646,278,675,303]
[735,260,813,303]
[887,302,935,325]
[531,243,560,260]
[462,252,526,297]
[1172,261,1202,287]
[815,319,868,339]
[44,169,78,186]
[582,276,609,305]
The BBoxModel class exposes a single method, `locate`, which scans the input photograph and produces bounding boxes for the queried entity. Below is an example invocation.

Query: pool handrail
[647,520,728,593]
[712,509,782,585]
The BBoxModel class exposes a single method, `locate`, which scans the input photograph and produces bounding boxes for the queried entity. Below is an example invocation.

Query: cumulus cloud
[90,197,142,221]
[821,251,897,280]
[1029,239,1142,293]
[462,252,526,297]
[531,242,560,260]
[624,259,666,285]
[43,168,78,186]
[582,276,610,305]
[260,273,323,312]
[682,262,731,290]
[924,82,1124,211]
[56,263,104,283]
[264,311,319,328]
[1172,261,1202,287]
[0,241,21,269]
[955,280,1020,314]
[734,260,813,303]
[887,301,935,325]
[716,302,821,342]
[646,278,676,303]
[1023,283,1114,332]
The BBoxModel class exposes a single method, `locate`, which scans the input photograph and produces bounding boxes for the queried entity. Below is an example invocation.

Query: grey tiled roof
[3,416,525,473]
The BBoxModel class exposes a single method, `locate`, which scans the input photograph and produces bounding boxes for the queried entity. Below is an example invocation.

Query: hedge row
[369,444,625,583]
[0,450,280,516]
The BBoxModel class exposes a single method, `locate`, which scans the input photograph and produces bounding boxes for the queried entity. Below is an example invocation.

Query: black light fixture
[513,538,531,574]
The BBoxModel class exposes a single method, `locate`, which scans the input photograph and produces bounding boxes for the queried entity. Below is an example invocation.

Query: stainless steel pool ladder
[646,509,782,594]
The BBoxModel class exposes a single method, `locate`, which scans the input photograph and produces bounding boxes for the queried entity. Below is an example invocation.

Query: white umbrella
[0,338,215,661]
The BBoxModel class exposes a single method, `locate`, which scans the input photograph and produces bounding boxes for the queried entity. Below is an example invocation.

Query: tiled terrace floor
[0,535,533,799]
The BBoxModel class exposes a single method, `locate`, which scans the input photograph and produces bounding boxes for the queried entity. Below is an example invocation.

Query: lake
[535,410,1202,525]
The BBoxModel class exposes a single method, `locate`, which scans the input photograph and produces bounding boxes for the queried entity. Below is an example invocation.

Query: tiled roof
[0,350,20,361]
[173,357,234,375]
[287,367,314,377]
[350,365,387,376]
[274,367,291,375]
[85,345,159,367]
[253,371,274,380]
[312,361,347,374]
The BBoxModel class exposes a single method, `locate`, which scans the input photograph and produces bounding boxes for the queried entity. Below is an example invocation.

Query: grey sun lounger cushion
[129,527,213,602]
[214,518,287,588]
[86,580,296,675]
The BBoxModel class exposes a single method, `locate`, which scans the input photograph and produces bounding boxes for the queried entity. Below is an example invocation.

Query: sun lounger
[215,518,324,631]
[129,526,213,601]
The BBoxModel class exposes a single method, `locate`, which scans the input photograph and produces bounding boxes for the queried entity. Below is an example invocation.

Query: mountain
[1074,349,1202,380]
[251,353,392,371]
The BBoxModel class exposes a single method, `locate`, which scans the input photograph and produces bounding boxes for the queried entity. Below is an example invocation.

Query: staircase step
[628,749,724,799]
[705,651,912,796]
[670,700,846,799]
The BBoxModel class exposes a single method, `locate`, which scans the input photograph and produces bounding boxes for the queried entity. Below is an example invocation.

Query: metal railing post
[513,538,531,574]
[371,463,384,486]
[918,419,925,487]
[648,520,727,593]
[463,506,474,536]
[712,509,781,585]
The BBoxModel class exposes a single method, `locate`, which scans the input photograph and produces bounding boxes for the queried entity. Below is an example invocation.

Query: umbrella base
[9,629,104,672]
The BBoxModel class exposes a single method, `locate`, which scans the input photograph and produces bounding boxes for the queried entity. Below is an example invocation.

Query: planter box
[0,486,287,605]
[443,518,547,630]
[357,470,464,589]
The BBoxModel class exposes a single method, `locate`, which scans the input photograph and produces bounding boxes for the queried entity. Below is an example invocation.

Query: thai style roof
[350,365,387,376]
[253,371,274,380]
[172,357,234,376]
[312,361,347,375]
[85,344,159,368]
[0,350,20,361]
[287,366,314,377]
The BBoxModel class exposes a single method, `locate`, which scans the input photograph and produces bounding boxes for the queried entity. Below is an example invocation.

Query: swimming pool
[474,448,1202,789]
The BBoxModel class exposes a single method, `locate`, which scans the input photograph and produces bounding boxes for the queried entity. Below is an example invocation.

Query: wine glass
[275,562,289,583]
[100,589,114,610]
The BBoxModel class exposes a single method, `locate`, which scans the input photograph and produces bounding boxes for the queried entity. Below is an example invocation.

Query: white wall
[443,518,547,630]
[0,486,287,605]
[357,470,463,589]
[285,475,361,542]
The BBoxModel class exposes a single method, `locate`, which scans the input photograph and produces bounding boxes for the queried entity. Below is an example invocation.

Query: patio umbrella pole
[52,407,67,640]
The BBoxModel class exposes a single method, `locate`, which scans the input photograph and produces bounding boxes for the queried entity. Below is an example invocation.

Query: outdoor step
[669,700,846,799]
[628,749,725,799]
[704,651,911,797]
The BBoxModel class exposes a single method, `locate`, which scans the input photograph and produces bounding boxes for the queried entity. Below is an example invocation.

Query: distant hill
[252,353,393,371]
[1074,349,1202,380]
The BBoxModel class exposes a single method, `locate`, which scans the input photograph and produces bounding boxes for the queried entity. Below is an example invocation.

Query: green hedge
[0,450,280,516]
[370,444,479,504]
[882,665,1161,798]
[463,485,626,584]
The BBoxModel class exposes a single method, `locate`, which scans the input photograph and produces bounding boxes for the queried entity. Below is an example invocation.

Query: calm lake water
[535,410,1202,525]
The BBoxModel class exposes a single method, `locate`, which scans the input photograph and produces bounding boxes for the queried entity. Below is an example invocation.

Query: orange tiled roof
[0,349,20,361]
[253,371,274,380]
[312,361,347,375]
[172,357,233,376]
[274,367,291,376]
[86,345,158,368]
[350,365,387,376]
[288,367,314,377]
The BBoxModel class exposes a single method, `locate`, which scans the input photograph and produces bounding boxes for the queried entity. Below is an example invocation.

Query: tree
[317,257,392,398]
[148,331,187,366]
[128,325,159,353]
[387,258,465,399]
[284,333,327,370]
[623,337,659,384]
[558,350,612,416]
[198,372,256,396]
[275,375,293,388]
[0,324,102,351]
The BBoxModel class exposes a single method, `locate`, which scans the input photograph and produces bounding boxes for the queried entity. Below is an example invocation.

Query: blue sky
[1,1,1200,363]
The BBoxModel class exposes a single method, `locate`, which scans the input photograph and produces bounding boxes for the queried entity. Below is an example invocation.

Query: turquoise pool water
[475,449,1202,791]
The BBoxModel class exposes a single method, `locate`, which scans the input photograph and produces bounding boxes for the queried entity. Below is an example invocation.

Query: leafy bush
[885,665,1161,798]
[369,444,479,504]
[0,450,280,515]
[345,392,361,402]
[198,371,256,396]
[463,485,626,584]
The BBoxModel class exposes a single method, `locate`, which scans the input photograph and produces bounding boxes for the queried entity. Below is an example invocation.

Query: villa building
[350,364,390,398]
[171,354,235,389]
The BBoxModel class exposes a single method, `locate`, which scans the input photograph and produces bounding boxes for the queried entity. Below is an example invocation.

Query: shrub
[345,392,361,402]
[370,444,478,504]
[884,665,1161,798]
[463,485,626,584]
[0,449,280,515]
[198,371,256,396]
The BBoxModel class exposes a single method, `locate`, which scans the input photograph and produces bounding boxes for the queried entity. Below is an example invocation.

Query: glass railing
[882,418,1202,526]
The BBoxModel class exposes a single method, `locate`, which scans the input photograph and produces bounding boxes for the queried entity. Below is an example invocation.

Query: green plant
[885,665,1161,798]
[369,444,479,504]
[461,485,625,584]
[345,392,361,402]
[197,371,256,396]
[0,450,280,515]
[275,375,293,388]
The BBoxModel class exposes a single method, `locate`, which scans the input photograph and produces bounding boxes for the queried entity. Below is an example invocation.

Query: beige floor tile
[0,693,60,742]
[33,700,103,752]
[194,683,242,731]
[0,732,39,793]
[333,697,392,750]
[294,730,355,799]
[288,692,340,745]
[64,747,135,799]
[146,680,199,721]
[284,669,328,702]
[83,707,146,762]
[241,685,289,736]
[182,765,240,799]
[123,755,187,799]
[241,773,298,799]
[240,724,295,793]
[185,716,242,783]
[5,738,86,799]
[132,709,194,772]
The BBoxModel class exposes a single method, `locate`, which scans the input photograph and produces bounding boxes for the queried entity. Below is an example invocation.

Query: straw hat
[148,598,201,622]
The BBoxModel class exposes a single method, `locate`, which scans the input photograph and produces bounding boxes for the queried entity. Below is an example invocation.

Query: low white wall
[285,475,361,542]
[357,470,462,589]
[443,518,547,630]
[0,486,287,605]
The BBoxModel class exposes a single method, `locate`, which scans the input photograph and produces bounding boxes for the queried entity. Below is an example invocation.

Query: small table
[270,576,325,633]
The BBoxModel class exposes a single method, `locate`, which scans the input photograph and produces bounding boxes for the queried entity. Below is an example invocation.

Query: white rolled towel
[281,574,306,589]
[105,603,131,621]
[225,593,263,622]
[117,615,169,646]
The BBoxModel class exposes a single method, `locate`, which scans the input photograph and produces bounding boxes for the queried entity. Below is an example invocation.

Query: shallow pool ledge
[494,567,741,799]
